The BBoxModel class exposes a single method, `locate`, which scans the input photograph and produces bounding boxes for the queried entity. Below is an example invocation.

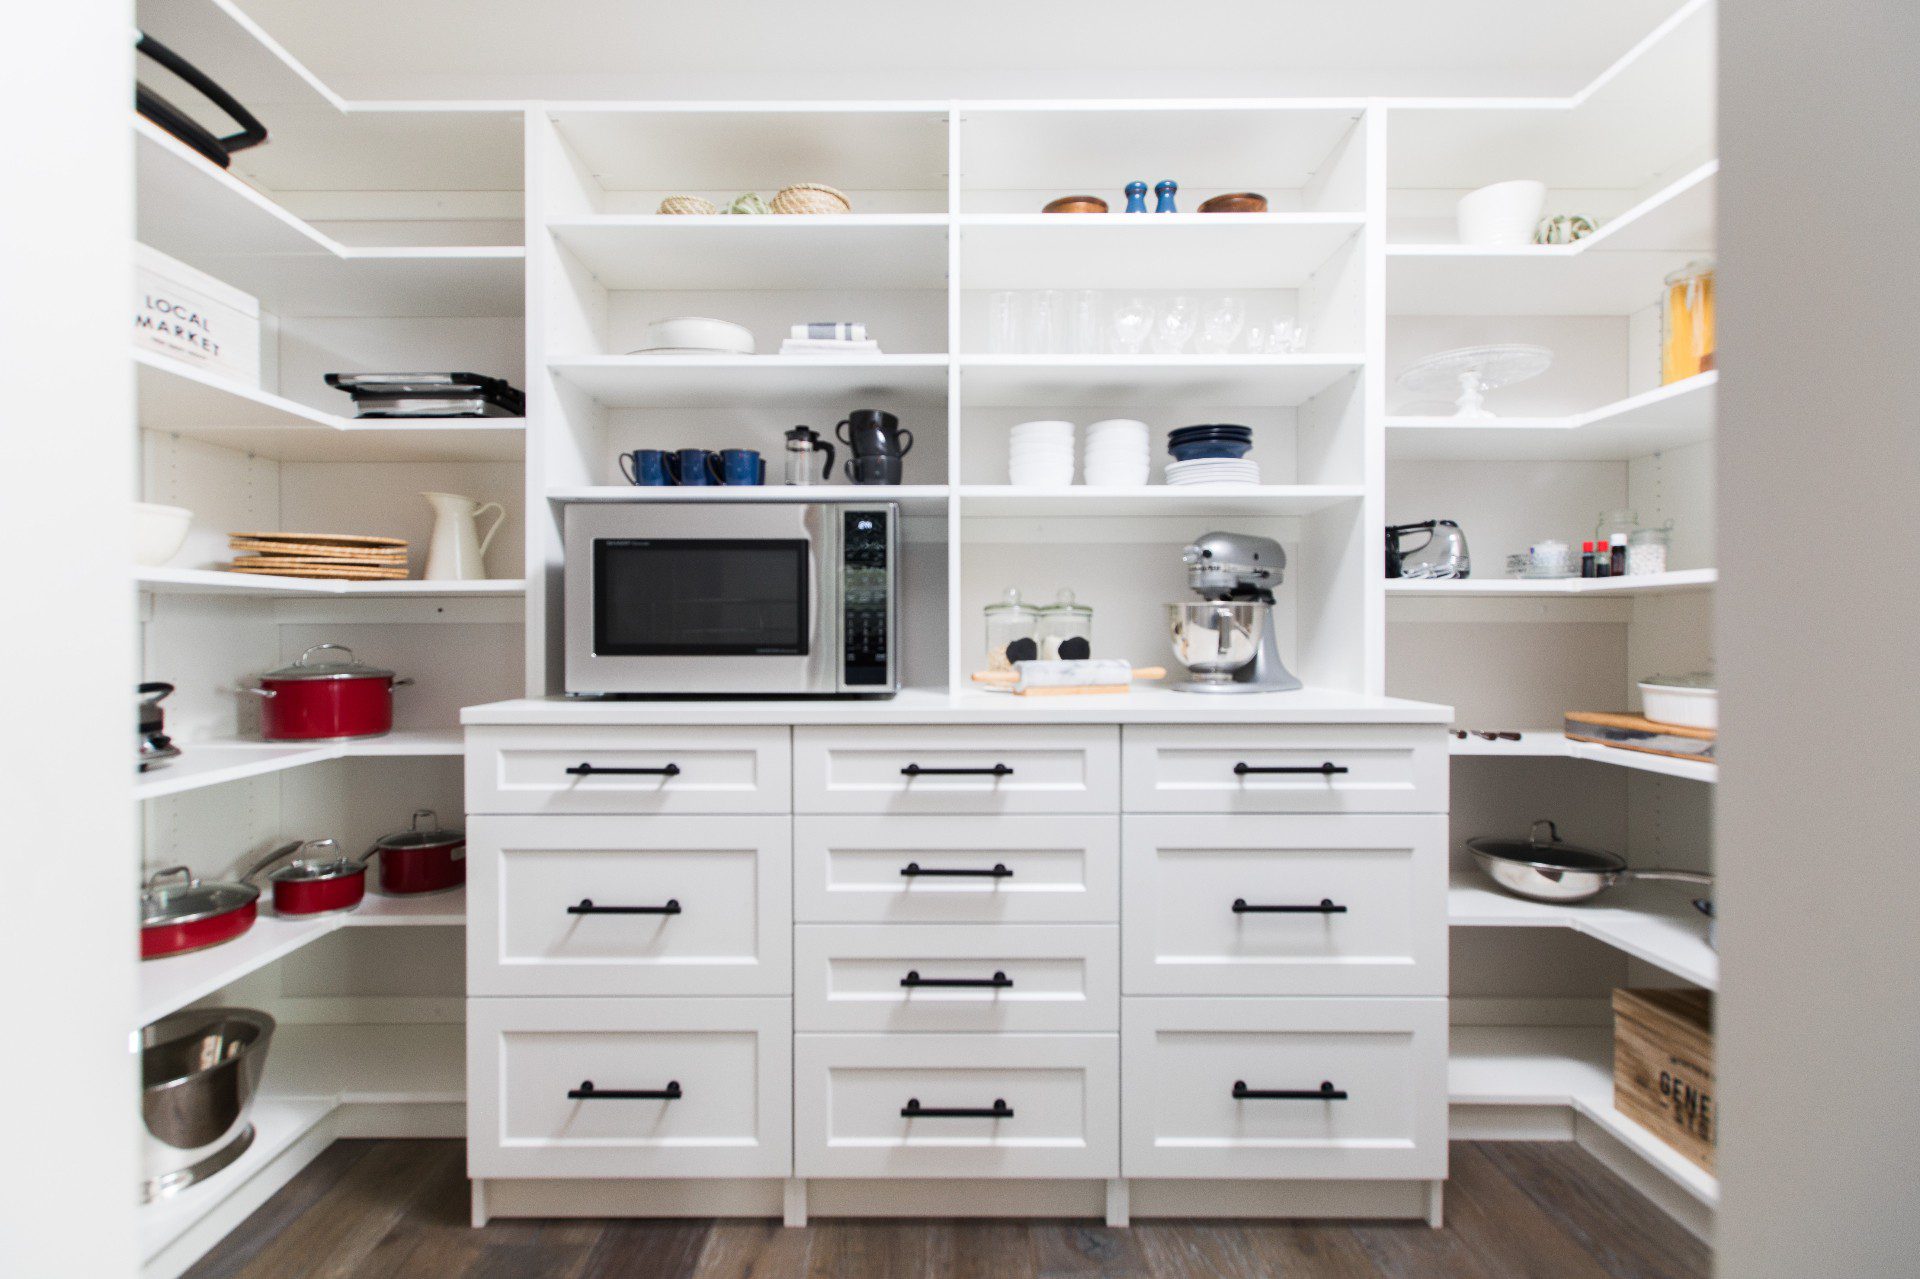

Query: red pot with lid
[368,809,466,896]
[242,644,412,742]
[141,867,259,959]
[244,838,366,917]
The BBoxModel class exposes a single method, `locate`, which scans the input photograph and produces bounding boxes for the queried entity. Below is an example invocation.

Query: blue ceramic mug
[709,448,766,486]
[619,449,671,486]
[664,448,716,486]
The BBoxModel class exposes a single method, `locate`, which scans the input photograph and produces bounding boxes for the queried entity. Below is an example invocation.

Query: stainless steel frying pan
[1466,820,1713,904]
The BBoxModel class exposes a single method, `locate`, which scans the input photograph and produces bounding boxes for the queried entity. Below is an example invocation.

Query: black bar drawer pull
[901,862,1013,879]
[1233,761,1348,777]
[569,1079,682,1101]
[1233,897,1347,914]
[568,898,682,915]
[901,763,1014,777]
[1233,1080,1347,1101]
[901,970,1014,989]
[566,762,681,777]
[901,1098,1014,1119]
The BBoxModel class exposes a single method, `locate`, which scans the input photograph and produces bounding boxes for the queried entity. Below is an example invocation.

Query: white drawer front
[794,725,1118,814]
[1121,997,1446,1180]
[795,1033,1118,1178]
[468,997,791,1178]
[1121,725,1446,814]
[1122,814,1446,997]
[468,816,790,997]
[795,925,1118,1033]
[794,815,1118,924]
[466,725,790,815]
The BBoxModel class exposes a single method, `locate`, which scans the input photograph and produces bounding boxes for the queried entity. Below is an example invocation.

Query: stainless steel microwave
[563,501,899,697]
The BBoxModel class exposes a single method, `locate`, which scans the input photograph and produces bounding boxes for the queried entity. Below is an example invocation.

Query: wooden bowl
[1042,195,1110,214]
[770,183,852,215]
[1198,192,1269,214]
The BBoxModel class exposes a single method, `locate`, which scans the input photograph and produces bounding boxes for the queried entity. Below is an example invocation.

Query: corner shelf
[1386,371,1716,462]
[135,731,465,801]
[1386,569,1716,598]
[549,354,949,408]
[1451,730,1716,783]
[1450,875,1717,989]
[136,568,527,598]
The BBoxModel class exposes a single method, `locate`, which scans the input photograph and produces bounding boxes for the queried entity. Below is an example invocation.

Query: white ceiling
[231,0,1689,102]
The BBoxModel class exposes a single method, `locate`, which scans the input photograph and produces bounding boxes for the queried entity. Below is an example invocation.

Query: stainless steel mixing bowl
[1166,601,1267,686]
[140,1006,275,1201]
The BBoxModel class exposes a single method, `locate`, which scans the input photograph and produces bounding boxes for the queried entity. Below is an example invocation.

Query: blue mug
[664,448,715,486]
[619,449,671,486]
[710,448,766,486]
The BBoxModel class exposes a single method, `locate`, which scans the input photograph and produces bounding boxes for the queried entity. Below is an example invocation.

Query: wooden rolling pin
[971,660,1167,696]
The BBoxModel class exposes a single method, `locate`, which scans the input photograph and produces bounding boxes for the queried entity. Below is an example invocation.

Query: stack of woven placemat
[224,532,411,580]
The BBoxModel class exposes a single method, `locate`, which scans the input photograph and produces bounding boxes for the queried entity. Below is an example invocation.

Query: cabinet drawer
[467,997,791,1179]
[795,925,1118,1033]
[794,815,1117,924]
[1122,814,1446,997]
[795,1033,1117,1178]
[794,725,1118,814]
[466,725,790,815]
[468,816,790,997]
[1121,997,1446,1180]
[1121,725,1446,814]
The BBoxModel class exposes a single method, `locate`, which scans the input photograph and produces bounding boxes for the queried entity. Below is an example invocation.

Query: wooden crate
[1612,988,1715,1173]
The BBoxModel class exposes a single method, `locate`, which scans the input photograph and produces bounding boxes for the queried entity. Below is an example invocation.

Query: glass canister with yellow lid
[1661,259,1715,384]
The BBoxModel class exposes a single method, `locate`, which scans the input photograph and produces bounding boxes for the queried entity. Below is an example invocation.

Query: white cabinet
[794,1033,1119,1179]
[466,724,791,815]
[467,815,791,996]
[1120,997,1448,1180]
[468,997,792,1178]
[1121,814,1448,997]
[793,815,1119,924]
[1121,725,1446,814]
[795,924,1119,1033]
[794,725,1120,814]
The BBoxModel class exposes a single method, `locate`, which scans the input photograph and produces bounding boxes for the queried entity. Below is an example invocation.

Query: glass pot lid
[267,839,364,882]
[374,808,465,850]
[261,643,394,682]
[141,866,259,926]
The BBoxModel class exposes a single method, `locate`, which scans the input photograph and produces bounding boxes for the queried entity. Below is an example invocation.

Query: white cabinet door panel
[795,725,1118,814]
[466,725,790,815]
[1122,725,1446,814]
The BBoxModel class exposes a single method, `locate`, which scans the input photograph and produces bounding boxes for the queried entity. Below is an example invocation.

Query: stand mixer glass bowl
[1166,602,1267,687]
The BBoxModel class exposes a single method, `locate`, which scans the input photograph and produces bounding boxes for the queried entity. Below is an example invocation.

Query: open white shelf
[136,568,527,598]
[1451,731,1716,783]
[548,485,952,516]
[1387,371,1715,462]
[1450,1025,1719,1206]
[548,215,949,289]
[139,1096,334,1264]
[958,484,1365,518]
[1450,875,1717,989]
[960,215,1363,290]
[135,731,464,801]
[134,352,525,463]
[138,888,464,1030]
[958,355,1363,407]
[1387,569,1716,598]
[549,354,949,408]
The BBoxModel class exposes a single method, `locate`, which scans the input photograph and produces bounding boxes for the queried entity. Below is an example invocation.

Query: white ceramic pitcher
[422,491,505,580]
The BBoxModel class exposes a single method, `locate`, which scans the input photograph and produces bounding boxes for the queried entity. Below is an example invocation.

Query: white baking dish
[1639,675,1717,730]
[629,316,755,356]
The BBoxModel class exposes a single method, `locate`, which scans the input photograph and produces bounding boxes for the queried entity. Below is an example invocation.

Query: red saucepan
[141,866,259,959]
[368,809,466,896]
[242,644,412,742]
[244,838,366,917]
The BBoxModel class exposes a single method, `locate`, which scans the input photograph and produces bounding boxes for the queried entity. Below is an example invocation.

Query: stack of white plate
[1165,458,1262,486]
[1082,418,1151,487]
[1009,420,1075,486]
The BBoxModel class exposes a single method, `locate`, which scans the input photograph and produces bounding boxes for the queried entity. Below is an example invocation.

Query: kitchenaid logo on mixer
[136,292,223,355]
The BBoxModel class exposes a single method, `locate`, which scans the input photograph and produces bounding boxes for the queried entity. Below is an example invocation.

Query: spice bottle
[1610,532,1628,577]
[1580,541,1595,578]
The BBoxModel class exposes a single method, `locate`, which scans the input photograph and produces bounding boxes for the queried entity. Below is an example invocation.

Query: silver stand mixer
[1166,531,1303,694]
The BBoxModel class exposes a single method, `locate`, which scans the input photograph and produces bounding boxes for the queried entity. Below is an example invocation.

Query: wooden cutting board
[1564,711,1715,762]
[230,531,408,548]
[225,562,411,580]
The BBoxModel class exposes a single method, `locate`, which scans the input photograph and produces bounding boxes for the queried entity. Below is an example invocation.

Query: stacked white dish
[1082,419,1151,487]
[1165,458,1262,486]
[1008,420,1075,486]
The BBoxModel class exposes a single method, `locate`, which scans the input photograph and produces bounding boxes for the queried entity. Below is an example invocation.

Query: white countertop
[461,686,1453,726]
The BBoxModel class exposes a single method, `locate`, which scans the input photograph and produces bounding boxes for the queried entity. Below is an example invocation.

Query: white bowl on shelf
[1456,180,1547,247]
[1639,677,1717,730]
[628,316,755,355]
[133,502,193,567]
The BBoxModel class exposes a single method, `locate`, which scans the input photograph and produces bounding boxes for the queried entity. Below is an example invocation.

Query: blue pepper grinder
[1123,180,1149,213]
[1154,179,1178,213]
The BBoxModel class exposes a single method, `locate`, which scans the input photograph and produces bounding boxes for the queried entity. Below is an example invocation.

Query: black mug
[845,453,903,485]
[836,409,913,459]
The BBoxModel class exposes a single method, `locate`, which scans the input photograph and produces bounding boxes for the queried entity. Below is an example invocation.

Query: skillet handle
[1620,869,1714,886]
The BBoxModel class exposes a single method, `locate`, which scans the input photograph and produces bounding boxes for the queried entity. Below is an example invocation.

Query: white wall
[0,5,140,1275]
[1715,3,1920,1275]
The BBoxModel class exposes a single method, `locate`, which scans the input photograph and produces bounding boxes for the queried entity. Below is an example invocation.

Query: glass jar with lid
[1661,259,1715,384]
[1034,589,1094,659]
[1627,523,1673,576]
[983,588,1039,670]
[1595,508,1638,544]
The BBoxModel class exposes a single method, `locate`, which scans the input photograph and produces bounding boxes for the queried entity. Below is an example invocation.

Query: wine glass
[1151,296,1198,354]
[1110,297,1155,355]
[1198,296,1246,354]
[1066,290,1104,355]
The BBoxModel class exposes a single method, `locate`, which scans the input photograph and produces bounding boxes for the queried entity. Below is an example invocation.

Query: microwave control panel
[841,509,891,687]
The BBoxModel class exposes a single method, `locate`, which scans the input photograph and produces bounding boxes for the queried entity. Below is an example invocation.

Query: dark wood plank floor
[184,1140,1708,1279]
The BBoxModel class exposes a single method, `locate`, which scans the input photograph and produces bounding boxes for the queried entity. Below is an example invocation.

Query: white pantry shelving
[1386,569,1716,598]
[134,731,467,801]
[1387,371,1715,462]
[549,215,949,290]
[549,354,950,407]
[958,355,1364,407]
[1450,876,1717,989]
[1450,731,1716,783]
[136,568,527,598]
[956,485,1365,518]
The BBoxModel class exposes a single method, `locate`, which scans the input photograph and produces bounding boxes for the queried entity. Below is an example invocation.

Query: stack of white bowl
[1008,420,1075,486]
[1082,419,1151,487]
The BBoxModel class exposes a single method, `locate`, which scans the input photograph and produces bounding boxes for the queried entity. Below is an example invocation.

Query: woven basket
[770,183,851,215]
[657,195,719,216]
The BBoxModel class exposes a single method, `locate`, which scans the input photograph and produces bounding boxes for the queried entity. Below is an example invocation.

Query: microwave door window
[595,539,810,656]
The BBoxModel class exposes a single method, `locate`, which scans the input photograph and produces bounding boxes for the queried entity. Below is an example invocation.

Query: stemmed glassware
[1197,296,1247,353]
[1109,297,1155,355]
[1150,296,1198,354]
